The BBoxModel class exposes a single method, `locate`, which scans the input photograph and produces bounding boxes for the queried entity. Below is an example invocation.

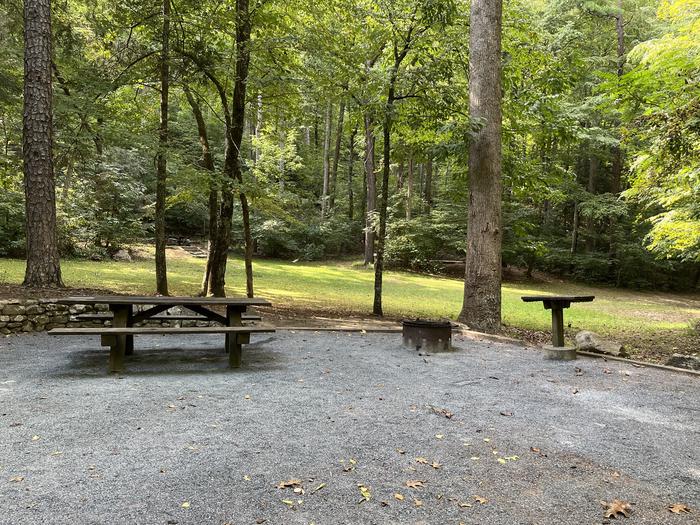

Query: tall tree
[22,0,63,288]
[154,0,170,296]
[458,0,503,332]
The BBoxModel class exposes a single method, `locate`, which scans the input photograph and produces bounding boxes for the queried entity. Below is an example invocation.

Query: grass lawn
[1,252,698,362]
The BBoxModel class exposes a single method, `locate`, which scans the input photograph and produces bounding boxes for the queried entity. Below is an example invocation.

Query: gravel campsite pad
[1,331,698,524]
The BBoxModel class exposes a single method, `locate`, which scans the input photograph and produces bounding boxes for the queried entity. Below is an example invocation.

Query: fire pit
[402,319,453,353]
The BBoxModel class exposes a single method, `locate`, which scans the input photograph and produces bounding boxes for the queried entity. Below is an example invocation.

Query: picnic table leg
[109,305,130,373]
[125,308,134,356]
[551,306,565,347]
[226,306,243,368]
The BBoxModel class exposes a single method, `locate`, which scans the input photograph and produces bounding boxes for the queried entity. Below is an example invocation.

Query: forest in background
[1,0,699,292]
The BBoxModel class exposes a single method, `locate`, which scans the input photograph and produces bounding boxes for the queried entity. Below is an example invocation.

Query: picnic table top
[55,296,272,307]
[521,295,595,304]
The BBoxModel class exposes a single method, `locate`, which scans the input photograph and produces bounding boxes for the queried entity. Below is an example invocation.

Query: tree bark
[347,126,357,220]
[208,0,253,297]
[321,103,332,219]
[329,100,346,211]
[406,154,413,220]
[424,157,433,208]
[154,0,170,296]
[363,113,376,265]
[458,0,503,333]
[184,86,218,296]
[22,0,63,287]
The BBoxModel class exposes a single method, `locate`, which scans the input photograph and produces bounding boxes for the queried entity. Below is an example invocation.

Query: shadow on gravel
[49,343,284,378]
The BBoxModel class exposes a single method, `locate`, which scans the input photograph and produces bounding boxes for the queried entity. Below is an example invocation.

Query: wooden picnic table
[521,295,595,347]
[53,296,272,371]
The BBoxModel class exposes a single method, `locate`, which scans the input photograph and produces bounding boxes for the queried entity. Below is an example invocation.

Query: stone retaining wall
[0,299,216,335]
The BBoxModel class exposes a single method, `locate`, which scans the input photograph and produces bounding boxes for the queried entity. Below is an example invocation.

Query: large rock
[665,354,700,371]
[575,331,627,357]
[113,249,132,262]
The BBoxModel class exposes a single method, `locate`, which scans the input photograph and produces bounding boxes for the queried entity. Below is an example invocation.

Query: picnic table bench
[521,295,595,347]
[49,296,274,372]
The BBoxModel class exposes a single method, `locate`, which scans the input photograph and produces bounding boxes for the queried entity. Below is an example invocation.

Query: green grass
[1,254,698,358]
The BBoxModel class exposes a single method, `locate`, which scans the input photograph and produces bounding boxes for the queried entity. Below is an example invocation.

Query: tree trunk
[586,155,598,252]
[458,0,503,333]
[208,0,252,297]
[329,100,346,211]
[347,126,357,220]
[571,202,579,255]
[406,154,413,220]
[184,86,218,296]
[154,0,170,296]
[363,113,376,265]
[321,103,332,219]
[424,158,433,208]
[22,0,63,288]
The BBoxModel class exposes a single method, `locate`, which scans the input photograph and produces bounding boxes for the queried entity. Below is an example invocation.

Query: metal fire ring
[402,319,453,353]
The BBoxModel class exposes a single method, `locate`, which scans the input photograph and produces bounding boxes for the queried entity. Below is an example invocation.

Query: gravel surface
[0,331,698,525]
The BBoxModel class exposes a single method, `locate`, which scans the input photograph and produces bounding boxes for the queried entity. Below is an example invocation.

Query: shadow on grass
[51,338,283,378]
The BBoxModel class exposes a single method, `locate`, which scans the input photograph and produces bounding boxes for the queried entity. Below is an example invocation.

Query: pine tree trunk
[424,158,433,208]
[347,126,357,220]
[458,0,503,333]
[329,100,345,211]
[406,154,413,220]
[184,86,218,296]
[154,0,170,296]
[363,113,376,265]
[22,0,63,288]
[321,103,332,219]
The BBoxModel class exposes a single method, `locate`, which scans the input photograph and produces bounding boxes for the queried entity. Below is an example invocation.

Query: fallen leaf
[277,479,302,489]
[310,483,326,494]
[473,495,488,504]
[497,458,507,464]
[602,499,632,518]
[358,484,371,502]
[396,448,405,455]
[394,493,405,501]
[483,438,490,443]
[575,367,583,376]
[293,487,304,495]
[9,476,24,483]
[668,503,691,514]
[406,480,425,489]
[431,462,442,470]
[414,498,423,507]
[431,406,454,419]
[603,369,613,375]
[416,457,429,464]
[458,502,472,508]
[470,457,480,461]
[244,395,251,400]
[181,502,190,509]
[435,434,444,439]
[611,471,621,479]
[499,411,513,417]
[31,435,40,441]
[50,451,62,456]
[281,499,295,507]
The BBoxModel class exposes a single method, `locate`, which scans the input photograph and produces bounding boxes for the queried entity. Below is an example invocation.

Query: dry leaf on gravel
[668,503,691,514]
[602,499,632,518]
[416,457,429,464]
[358,484,371,502]
[9,476,24,483]
[431,462,442,469]
[310,483,326,494]
[414,498,423,507]
[181,502,190,509]
[431,406,454,419]
[473,495,488,504]
[499,411,513,417]
[406,480,425,489]
[277,479,302,489]
[394,493,405,501]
